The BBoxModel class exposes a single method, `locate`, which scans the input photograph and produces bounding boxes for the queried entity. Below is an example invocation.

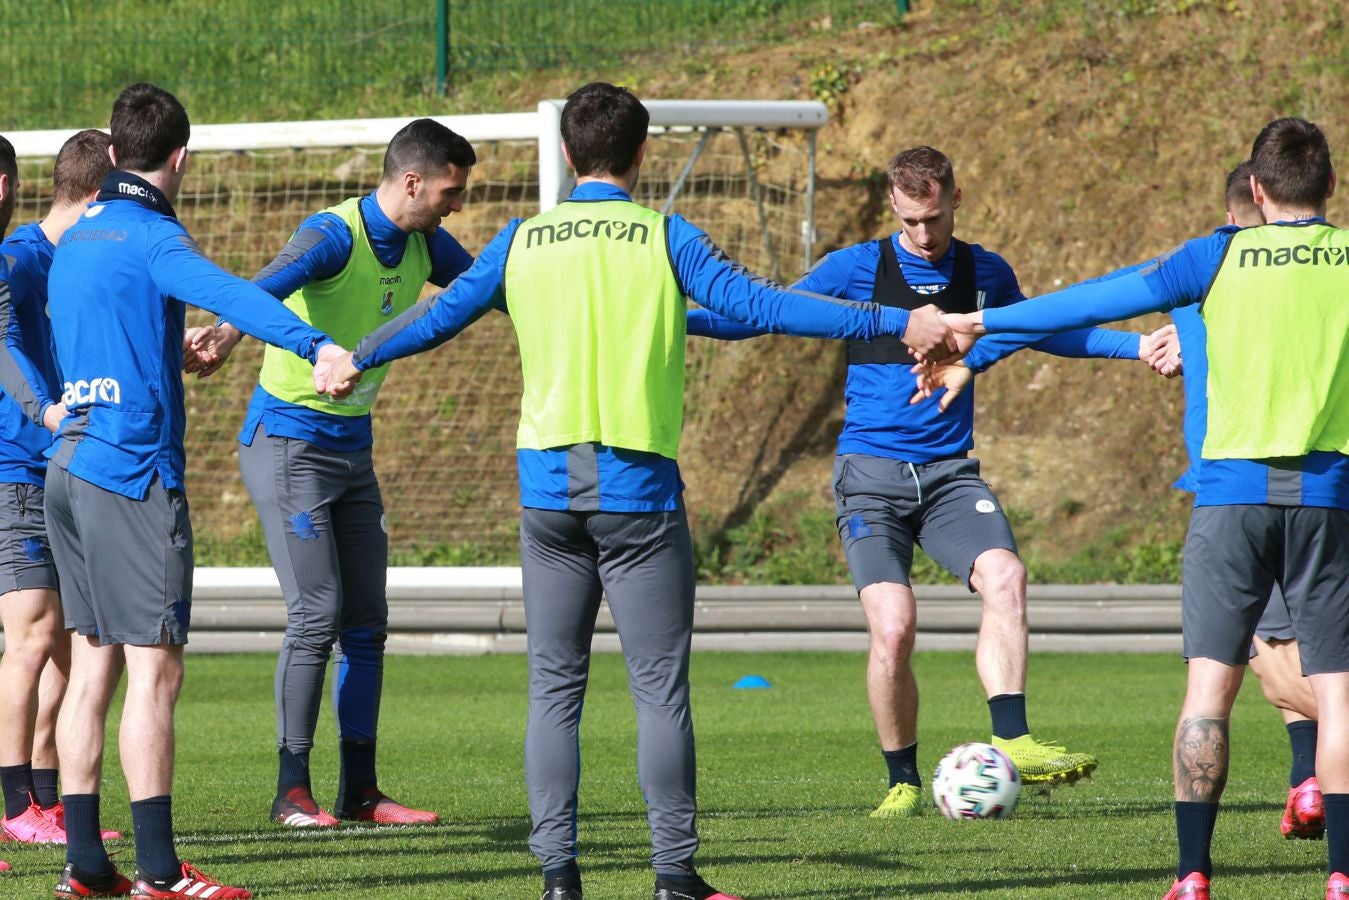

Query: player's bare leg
[120,643,183,800]
[33,639,72,776]
[1251,636,1322,839]
[859,582,919,749]
[57,637,124,796]
[1251,637,1317,720]
[1309,672,1349,888]
[858,581,923,817]
[0,588,65,841]
[971,549,1097,787]
[1165,656,1243,897]
[969,549,1026,696]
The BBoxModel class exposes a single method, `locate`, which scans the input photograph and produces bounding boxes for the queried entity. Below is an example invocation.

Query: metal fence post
[436,0,449,95]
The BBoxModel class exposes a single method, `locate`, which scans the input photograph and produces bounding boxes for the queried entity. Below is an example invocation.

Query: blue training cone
[733,674,772,689]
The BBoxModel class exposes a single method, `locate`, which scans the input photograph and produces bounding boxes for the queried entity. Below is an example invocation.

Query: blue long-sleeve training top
[46,171,334,501]
[0,223,64,485]
[238,190,475,452]
[981,219,1349,509]
[789,234,1138,463]
[353,181,912,512]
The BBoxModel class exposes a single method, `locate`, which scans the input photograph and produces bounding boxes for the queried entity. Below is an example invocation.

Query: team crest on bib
[975,499,996,514]
[380,289,394,315]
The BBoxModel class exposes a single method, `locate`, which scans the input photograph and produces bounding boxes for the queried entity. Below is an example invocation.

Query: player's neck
[1260,200,1325,224]
[39,199,93,245]
[121,168,179,204]
[373,183,413,232]
[575,166,639,194]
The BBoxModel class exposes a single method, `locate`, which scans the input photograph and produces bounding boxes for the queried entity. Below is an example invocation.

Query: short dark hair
[381,118,476,182]
[53,130,113,205]
[0,134,16,184]
[0,134,16,237]
[1249,117,1333,208]
[560,82,649,178]
[1223,160,1256,210]
[887,146,955,199]
[110,82,190,172]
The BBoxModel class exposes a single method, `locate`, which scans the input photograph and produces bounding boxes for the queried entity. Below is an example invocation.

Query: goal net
[8,101,827,562]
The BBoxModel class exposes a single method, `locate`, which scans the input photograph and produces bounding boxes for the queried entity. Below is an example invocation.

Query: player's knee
[870,618,917,665]
[284,621,340,656]
[339,627,387,661]
[973,551,1026,604]
[1,636,52,679]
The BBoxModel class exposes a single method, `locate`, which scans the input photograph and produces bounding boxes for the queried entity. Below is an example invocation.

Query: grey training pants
[520,505,699,874]
[239,429,389,753]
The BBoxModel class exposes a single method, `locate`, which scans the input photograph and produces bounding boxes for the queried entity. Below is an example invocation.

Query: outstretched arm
[669,220,958,359]
[147,227,336,367]
[686,307,766,341]
[351,222,515,373]
[188,213,355,375]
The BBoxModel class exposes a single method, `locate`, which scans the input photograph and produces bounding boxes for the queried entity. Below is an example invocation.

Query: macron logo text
[63,378,122,406]
[525,219,650,249]
[1238,245,1348,268]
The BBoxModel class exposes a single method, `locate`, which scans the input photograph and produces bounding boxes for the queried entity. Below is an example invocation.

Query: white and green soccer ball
[932,741,1022,820]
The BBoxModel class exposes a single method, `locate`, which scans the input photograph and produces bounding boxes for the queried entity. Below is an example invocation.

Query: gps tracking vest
[503,199,686,459]
[259,197,431,416]
[847,237,978,365]
[1200,222,1349,459]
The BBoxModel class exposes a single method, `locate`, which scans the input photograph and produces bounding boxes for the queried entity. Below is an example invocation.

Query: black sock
[32,767,60,809]
[1327,794,1349,875]
[0,761,34,819]
[277,747,312,795]
[336,739,377,814]
[1287,720,1318,787]
[988,693,1029,740]
[63,794,113,875]
[543,861,581,890]
[883,742,920,788]
[1174,801,1219,879]
[130,795,180,880]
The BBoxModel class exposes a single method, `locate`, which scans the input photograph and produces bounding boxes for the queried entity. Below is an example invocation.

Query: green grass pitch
[0,651,1327,897]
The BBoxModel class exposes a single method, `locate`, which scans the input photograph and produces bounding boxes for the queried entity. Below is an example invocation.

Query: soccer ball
[931,741,1021,820]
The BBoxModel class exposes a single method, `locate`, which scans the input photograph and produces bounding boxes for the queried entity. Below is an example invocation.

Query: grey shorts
[1253,581,1295,643]
[832,453,1018,591]
[0,482,59,595]
[1183,504,1349,675]
[45,465,193,646]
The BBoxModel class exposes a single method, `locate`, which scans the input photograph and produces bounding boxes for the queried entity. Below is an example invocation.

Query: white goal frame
[10,100,829,272]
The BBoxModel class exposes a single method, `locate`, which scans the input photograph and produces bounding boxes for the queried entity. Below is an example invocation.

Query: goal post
[7,100,829,562]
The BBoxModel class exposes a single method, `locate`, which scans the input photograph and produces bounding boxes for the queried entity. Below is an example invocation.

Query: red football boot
[1282,776,1325,840]
[54,862,134,898]
[129,862,251,899]
[337,789,439,825]
[1162,872,1209,900]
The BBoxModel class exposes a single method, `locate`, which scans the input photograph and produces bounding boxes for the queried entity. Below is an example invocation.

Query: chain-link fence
[1,0,904,130]
[10,121,820,562]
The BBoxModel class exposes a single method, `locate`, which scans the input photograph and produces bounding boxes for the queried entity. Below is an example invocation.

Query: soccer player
[316,81,955,900]
[44,82,350,900]
[1154,162,1323,843]
[700,146,1127,817]
[0,129,118,848]
[941,117,1345,900]
[189,119,475,829]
